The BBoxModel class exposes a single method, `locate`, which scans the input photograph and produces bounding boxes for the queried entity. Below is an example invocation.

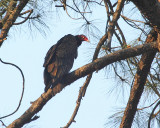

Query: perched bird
[43,34,89,92]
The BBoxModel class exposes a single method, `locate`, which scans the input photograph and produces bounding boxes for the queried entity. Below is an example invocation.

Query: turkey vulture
[43,34,89,92]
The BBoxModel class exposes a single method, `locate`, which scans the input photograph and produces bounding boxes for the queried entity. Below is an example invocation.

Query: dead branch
[73,0,90,24]
[105,0,125,51]
[0,58,25,120]
[0,120,7,127]
[137,97,160,110]
[148,100,160,128]
[121,15,146,24]
[14,9,33,25]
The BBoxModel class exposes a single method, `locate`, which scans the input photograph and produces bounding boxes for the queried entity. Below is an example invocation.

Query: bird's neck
[75,36,82,47]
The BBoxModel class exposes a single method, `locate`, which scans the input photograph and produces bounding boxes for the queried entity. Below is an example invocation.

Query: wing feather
[43,34,79,92]
[43,45,56,67]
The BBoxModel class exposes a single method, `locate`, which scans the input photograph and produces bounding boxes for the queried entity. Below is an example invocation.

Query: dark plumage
[43,34,89,92]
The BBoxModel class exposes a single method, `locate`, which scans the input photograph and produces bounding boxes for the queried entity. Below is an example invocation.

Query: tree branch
[0,58,25,120]
[131,0,160,28]
[0,0,30,47]
[13,9,33,25]
[7,42,157,128]
[148,100,160,128]
[137,97,160,111]
[0,120,7,127]
[105,0,125,51]
[120,49,157,128]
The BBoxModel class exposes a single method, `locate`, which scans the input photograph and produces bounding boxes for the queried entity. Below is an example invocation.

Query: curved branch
[148,100,160,128]
[0,59,25,120]
[73,0,90,24]
[0,120,7,127]
[14,9,33,25]
[7,42,157,128]
[86,0,104,6]
[138,97,160,110]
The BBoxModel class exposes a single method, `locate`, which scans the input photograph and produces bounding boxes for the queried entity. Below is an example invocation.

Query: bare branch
[115,23,127,48]
[14,9,33,25]
[0,120,7,127]
[55,4,92,13]
[73,0,90,24]
[105,0,125,51]
[137,97,160,110]
[86,0,104,6]
[0,58,25,120]
[148,100,160,128]
[121,15,146,24]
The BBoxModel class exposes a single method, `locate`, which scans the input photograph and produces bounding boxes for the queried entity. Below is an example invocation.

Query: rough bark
[131,0,160,28]
[120,50,157,128]
[0,0,29,46]
[7,42,157,128]
[120,30,158,128]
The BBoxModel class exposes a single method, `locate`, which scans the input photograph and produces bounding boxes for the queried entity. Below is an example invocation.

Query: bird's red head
[77,35,89,42]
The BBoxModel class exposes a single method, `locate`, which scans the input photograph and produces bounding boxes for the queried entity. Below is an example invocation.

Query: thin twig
[14,9,33,25]
[0,58,25,120]
[121,15,146,23]
[115,23,127,48]
[86,0,104,6]
[59,0,82,20]
[0,120,7,127]
[105,0,125,51]
[62,76,91,128]
[55,4,92,13]
[111,63,125,81]
[138,97,160,110]
[104,0,127,49]
[122,16,147,35]
[148,100,160,128]
[73,0,90,24]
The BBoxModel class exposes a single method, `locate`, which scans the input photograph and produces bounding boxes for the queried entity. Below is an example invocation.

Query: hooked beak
[86,39,90,43]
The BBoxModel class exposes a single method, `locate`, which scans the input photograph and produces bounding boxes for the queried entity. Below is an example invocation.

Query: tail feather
[44,68,52,92]
[44,79,59,92]
[44,68,60,92]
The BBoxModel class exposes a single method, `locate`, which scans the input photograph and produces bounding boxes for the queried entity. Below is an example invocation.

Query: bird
[43,34,89,92]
